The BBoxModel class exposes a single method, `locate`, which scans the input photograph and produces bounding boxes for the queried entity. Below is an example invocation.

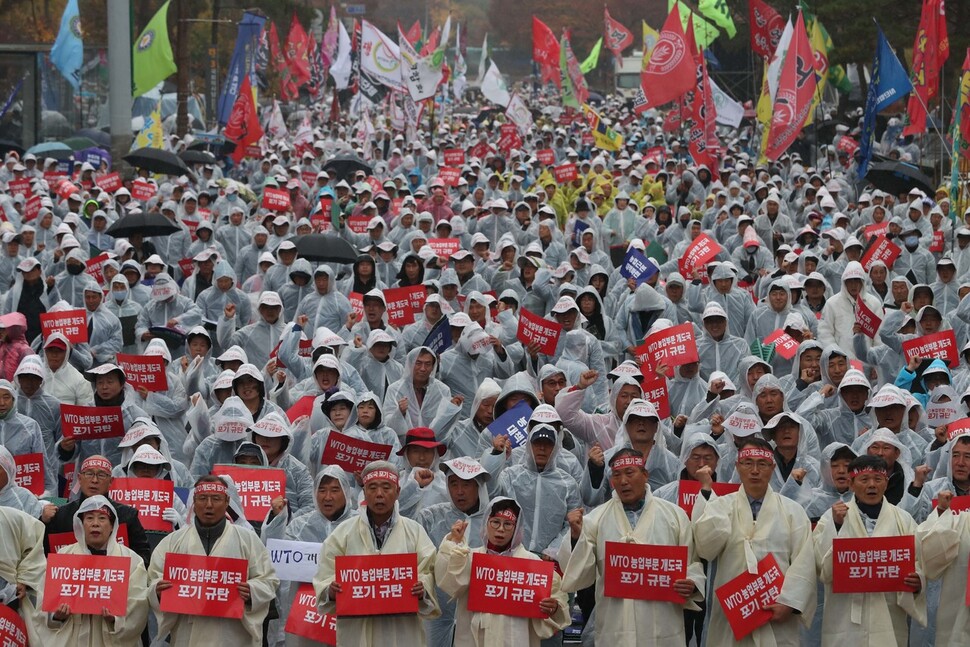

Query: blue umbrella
[26,141,72,155]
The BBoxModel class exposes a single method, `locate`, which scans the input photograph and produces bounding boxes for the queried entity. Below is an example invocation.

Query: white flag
[266,100,288,140]
[505,93,533,135]
[481,61,510,107]
[361,20,404,91]
[293,114,313,150]
[709,78,744,128]
[453,23,467,100]
[476,33,488,85]
[330,20,352,90]
[766,18,793,101]
[399,25,442,101]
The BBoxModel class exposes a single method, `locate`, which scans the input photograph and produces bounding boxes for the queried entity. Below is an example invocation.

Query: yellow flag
[642,20,660,65]
[133,102,164,150]
[757,61,772,164]
[802,19,830,126]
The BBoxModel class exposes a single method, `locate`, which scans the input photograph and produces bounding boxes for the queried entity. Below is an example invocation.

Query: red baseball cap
[396,426,446,456]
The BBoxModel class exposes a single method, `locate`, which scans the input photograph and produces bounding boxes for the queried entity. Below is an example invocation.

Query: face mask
[746,246,758,255]
[904,235,919,248]
[67,264,85,275]
[112,289,127,302]
[227,194,237,201]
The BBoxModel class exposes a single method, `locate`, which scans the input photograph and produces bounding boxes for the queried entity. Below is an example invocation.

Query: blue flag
[859,26,912,178]
[218,12,267,127]
[50,0,83,90]
[486,400,534,448]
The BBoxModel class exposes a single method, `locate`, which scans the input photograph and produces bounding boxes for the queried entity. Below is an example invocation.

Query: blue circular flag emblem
[137,30,155,52]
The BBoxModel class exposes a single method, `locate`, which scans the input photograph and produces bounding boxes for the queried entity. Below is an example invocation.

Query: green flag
[698,0,736,38]
[644,239,667,265]
[132,0,177,98]
[580,38,602,74]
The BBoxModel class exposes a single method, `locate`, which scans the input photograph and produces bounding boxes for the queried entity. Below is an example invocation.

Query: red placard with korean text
[467,552,553,618]
[160,554,246,619]
[863,221,889,240]
[48,525,128,554]
[443,149,465,166]
[832,535,916,593]
[116,353,168,392]
[640,373,670,419]
[676,480,741,517]
[930,230,945,253]
[44,553,130,616]
[108,477,175,532]
[383,285,426,327]
[23,195,41,221]
[346,215,371,233]
[8,178,30,198]
[854,295,882,339]
[40,309,89,343]
[602,542,687,603]
[285,582,337,643]
[427,238,461,261]
[536,149,556,165]
[516,308,563,355]
[0,604,28,647]
[860,234,901,271]
[553,163,578,184]
[320,430,392,473]
[437,167,461,187]
[262,187,291,211]
[96,172,123,193]
[634,323,698,371]
[902,329,959,369]
[211,465,285,521]
[132,179,156,202]
[335,553,419,616]
[85,252,111,286]
[764,329,799,360]
[349,292,364,319]
[13,453,44,496]
[678,233,723,277]
[61,405,125,440]
[301,170,318,187]
[56,178,77,200]
[715,553,784,641]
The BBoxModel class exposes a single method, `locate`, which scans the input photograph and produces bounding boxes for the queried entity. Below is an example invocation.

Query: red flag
[420,27,440,57]
[405,20,422,47]
[684,50,719,173]
[224,75,264,163]
[904,0,950,135]
[749,0,785,60]
[532,17,561,88]
[287,13,312,86]
[269,22,298,101]
[604,8,634,59]
[638,8,696,110]
[764,12,816,160]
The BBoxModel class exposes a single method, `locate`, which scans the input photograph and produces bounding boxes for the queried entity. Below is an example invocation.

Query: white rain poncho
[686,262,755,338]
[555,375,643,450]
[112,417,193,488]
[248,412,315,518]
[295,264,352,333]
[189,396,255,481]
[138,339,190,463]
[0,445,43,517]
[0,379,57,495]
[382,346,459,437]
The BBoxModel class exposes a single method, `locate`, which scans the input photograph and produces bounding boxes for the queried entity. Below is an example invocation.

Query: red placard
[43,170,65,183]
[0,604,27,646]
[244,144,262,159]
[715,553,784,641]
[177,258,195,278]
[553,163,578,184]
[116,353,168,392]
[383,285,427,327]
[23,194,41,221]
[643,145,665,166]
[581,132,595,147]
[285,582,337,643]
[854,295,882,339]
[301,170,318,187]
[390,197,404,215]
[49,524,128,554]
[516,308,563,355]
[948,418,970,441]
[8,177,30,198]
[763,329,799,360]
[930,495,970,514]
[676,480,741,516]
[40,309,89,343]
[56,178,77,200]
[634,323,698,371]
[320,430,392,473]
[262,187,292,211]
[427,237,461,261]
[286,394,316,423]
[536,149,556,165]
[108,477,175,532]
[61,404,125,440]
[85,252,111,286]
[160,553,247,619]
[470,141,490,160]
[902,329,959,369]
[863,221,889,240]
[211,465,286,521]
[640,373,670,419]
[443,149,465,166]
[335,553,419,616]
[832,535,916,593]
[930,230,945,253]
[96,172,123,193]
[860,234,901,271]
[467,552,554,618]
[44,553,130,616]
[602,542,687,603]
[365,176,382,194]
[349,292,365,319]
[13,452,44,495]
[437,166,461,187]
[678,234,723,277]
[346,215,371,233]
[181,217,200,241]
[131,179,156,202]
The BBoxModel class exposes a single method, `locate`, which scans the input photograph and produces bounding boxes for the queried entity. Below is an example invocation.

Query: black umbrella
[106,212,182,238]
[864,161,935,197]
[291,234,358,264]
[179,149,217,165]
[0,140,24,157]
[75,128,111,148]
[124,148,195,179]
[321,154,372,180]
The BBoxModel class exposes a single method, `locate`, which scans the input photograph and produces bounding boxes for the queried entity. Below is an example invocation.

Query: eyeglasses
[79,471,111,481]
[737,460,774,471]
[487,519,516,531]
[194,495,227,504]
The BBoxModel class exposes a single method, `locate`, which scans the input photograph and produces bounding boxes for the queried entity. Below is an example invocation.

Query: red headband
[194,481,228,496]
[611,455,645,471]
[363,469,399,486]
[80,457,112,473]
[738,447,775,463]
[850,466,888,479]
[491,508,517,522]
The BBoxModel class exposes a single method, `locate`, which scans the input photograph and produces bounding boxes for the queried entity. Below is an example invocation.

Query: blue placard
[571,219,589,248]
[619,247,658,285]
[423,317,452,355]
[486,400,534,448]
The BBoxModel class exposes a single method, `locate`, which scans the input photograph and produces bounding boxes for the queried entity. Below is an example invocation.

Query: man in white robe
[313,460,440,647]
